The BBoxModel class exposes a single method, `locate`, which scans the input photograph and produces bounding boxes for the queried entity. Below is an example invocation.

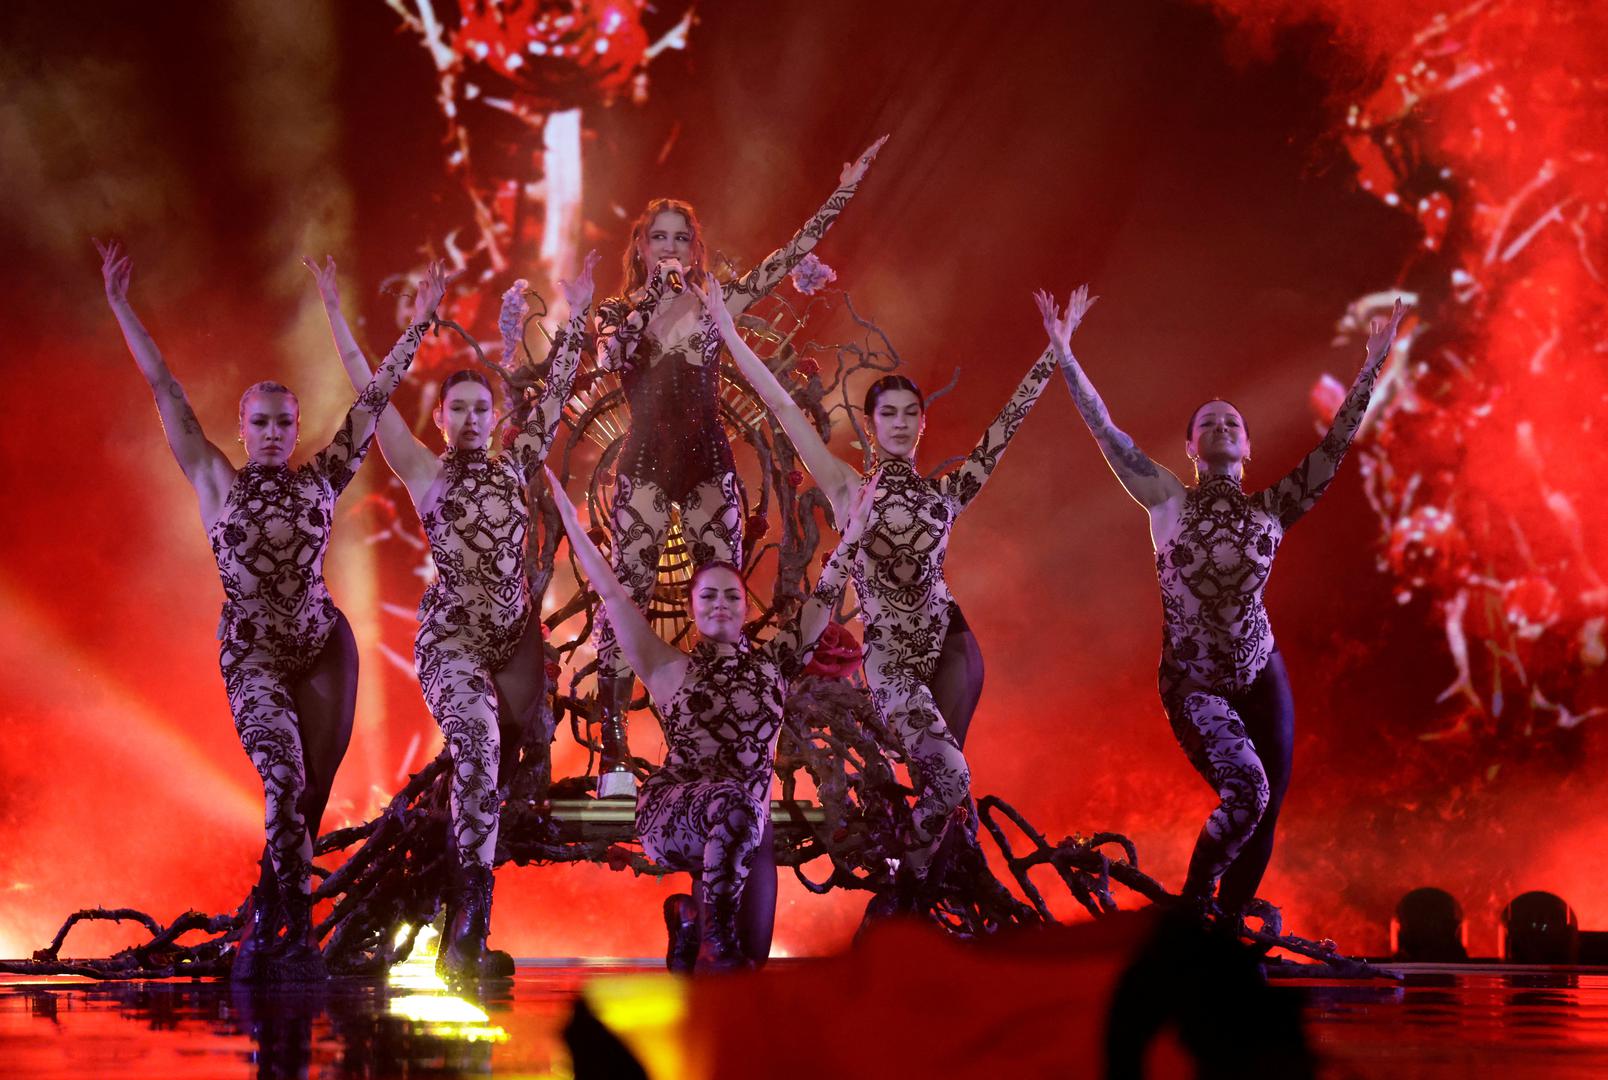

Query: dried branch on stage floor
[0,907,234,979]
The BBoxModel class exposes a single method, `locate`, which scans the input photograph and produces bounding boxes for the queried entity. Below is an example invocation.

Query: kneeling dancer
[551,468,873,970]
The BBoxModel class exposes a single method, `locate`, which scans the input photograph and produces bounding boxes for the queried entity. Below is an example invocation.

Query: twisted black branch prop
[0,291,1384,980]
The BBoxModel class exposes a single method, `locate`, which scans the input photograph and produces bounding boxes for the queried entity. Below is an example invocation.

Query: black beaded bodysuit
[213,320,428,896]
[1157,358,1382,900]
[851,348,1059,862]
[414,313,587,869]
[589,176,866,687]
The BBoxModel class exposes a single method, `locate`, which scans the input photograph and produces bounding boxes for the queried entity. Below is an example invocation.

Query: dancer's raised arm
[306,255,444,505]
[311,260,448,495]
[770,482,875,671]
[690,278,861,520]
[1266,299,1406,528]
[510,251,598,474]
[547,466,688,703]
[940,303,1066,510]
[1037,287,1185,512]
[721,135,887,315]
[97,239,234,514]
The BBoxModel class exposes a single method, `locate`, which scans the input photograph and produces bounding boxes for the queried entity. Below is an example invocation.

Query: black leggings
[932,603,985,750]
[1169,652,1295,911]
[290,612,359,847]
[491,613,549,783]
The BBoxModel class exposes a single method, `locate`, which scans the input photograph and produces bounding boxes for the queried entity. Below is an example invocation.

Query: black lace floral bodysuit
[850,349,1060,853]
[211,318,427,899]
[414,312,587,868]
[1154,354,1383,902]
[1156,357,1383,708]
[213,320,429,676]
[636,534,857,928]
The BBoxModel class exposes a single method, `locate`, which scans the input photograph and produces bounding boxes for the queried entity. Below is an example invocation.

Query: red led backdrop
[0,0,1602,961]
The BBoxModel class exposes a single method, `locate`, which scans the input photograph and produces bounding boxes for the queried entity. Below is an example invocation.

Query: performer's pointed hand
[301,254,341,306]
[95,238,133,304]
[559,249,601,314]
[841,134,889,187]
[1364,298,1408,371]
[842,478,878,544]
[412,260,455,326]
[690,277,739,341]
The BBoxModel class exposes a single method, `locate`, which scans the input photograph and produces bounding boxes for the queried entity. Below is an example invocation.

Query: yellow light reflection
[385,922,509,1043]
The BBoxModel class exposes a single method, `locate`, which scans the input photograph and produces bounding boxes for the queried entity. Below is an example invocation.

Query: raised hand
[558,249,601,313]
[1364,298,1408,370]
[1034,284,1097,354]
[95,238,133,304]
[840,134,889,187]
[301,254,342,306]
[689,277,739,340]
[411,260,455,325]
[842,478,878,544]
[544,465,585,534]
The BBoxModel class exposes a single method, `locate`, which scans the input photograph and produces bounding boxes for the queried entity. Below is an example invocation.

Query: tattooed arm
[769,482,874,673]
[511,251,598,476]
[690,277,861,519]
[547,466,689,704]
[313,261,447,496]
[1266,299,1406,529]
[720,135,887,316]
[305,255,442,507]
[97,240,234,516]
[1035,287,1185,512]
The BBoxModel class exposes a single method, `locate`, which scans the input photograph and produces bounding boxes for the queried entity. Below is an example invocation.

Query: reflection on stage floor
[3,962,1607,1078]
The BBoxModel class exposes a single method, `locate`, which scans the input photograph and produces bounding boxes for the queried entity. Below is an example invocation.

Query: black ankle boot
[694,891,744,974]
[439,863,514,982]
[263,885,328,982]
[663,894,700,974]
[229,879,280,982]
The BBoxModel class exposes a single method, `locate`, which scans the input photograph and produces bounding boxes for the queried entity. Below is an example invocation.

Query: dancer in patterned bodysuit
[690,280,1069,888]
[586,137,887,791]
[312,252,597,979]
[1040,286,1407,914]
[100,241,447,977]
[551,467,873,970]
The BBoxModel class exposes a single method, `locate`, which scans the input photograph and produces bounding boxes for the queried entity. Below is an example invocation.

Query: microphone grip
[665,268,685,294]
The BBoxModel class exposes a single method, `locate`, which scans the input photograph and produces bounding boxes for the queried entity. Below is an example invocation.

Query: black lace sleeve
[314,319,429,495]
[510,310,589,479]
[767,532,859,680]
[941,347,1058,511]
[720,179,861,314]
[596,279,665,373]
[1263,358,1381,529]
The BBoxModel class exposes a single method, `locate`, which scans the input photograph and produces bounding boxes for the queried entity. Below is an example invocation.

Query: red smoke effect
[0,0,1602,964]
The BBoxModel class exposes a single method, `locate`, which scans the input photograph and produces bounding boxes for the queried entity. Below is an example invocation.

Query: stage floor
[2,962,1606,1078]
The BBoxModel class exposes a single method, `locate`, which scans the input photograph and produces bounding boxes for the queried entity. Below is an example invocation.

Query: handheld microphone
[665,267,685,294]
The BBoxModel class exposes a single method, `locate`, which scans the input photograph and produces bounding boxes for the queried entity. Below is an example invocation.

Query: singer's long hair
[620,198,709,295]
